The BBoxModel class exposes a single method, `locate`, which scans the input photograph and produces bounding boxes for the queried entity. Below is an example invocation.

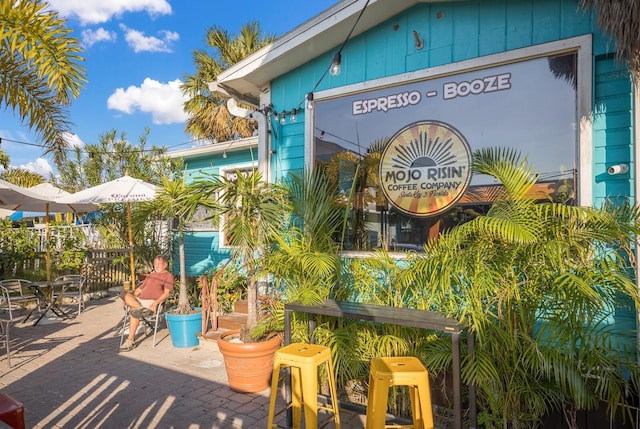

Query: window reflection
[314,53,578,252]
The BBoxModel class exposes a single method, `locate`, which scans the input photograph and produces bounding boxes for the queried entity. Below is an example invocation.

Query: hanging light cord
[308,0,372,97]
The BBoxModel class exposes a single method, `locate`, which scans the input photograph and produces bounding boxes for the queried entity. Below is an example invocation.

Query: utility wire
[0,136,210,155]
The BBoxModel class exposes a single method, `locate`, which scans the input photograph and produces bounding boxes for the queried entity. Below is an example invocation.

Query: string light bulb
[280,112,286,125]
[306,92,314,110]
[330,52,341,76]
[290,108,297,123]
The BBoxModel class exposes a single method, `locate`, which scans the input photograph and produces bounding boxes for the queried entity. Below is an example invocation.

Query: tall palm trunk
[177,222,189,313]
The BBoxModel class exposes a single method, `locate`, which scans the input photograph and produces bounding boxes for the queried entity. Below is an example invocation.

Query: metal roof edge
[215,0,424,97]
[167,136,258,159]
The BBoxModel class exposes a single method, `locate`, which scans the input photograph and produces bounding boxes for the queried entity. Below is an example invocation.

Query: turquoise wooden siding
[176,147,256,276]
[270,0,624,203]
[181,231,231,276]
[592,55,634,206]
[184,148,258,184]
[265,0,636,348]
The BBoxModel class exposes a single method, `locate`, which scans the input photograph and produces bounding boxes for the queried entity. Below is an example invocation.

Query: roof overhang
[167,136,258,160]
[214,0,459,106]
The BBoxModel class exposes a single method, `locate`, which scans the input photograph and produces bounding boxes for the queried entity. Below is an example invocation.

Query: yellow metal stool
[267,343,341,429]
[365,356,434,429]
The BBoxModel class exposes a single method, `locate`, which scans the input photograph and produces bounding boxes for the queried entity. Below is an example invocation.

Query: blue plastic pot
[165,309,202,348]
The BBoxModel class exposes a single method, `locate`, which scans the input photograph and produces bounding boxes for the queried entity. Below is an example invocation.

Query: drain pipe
[226,98,270,181]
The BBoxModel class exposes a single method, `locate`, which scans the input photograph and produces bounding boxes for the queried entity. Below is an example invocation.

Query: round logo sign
[379,120,472,217]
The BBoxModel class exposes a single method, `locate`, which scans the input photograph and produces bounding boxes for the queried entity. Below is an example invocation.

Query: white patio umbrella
[59,175,157,287]
[0,180,97,213]
[29,183,99,281]
[0,179,98,280]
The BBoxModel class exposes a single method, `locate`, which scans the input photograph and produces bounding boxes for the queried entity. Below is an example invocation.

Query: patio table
[23,280,74,326]
[284,299,476,429]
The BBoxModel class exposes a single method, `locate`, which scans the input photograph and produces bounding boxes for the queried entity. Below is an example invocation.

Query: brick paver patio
[0,293,366,428]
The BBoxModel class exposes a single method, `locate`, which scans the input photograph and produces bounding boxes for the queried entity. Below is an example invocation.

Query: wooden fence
[85,248,130,292]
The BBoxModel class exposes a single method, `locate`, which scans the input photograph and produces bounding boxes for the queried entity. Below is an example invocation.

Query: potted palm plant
[135,172,207,348]
[195,168,290,392]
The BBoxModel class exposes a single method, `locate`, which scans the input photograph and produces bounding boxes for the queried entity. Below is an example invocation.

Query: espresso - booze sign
[379,121,472,217]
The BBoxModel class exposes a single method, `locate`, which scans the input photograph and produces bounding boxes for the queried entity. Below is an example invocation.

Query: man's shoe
[131,307,153,319]
[120,338,136,352]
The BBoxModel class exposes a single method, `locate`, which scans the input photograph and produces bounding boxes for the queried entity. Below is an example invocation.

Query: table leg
[23,290,46,324]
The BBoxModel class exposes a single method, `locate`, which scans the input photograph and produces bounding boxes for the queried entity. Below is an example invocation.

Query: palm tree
[0,151,9,170]
[1,168,44,187]
[195,169,289,336]
[134,173,205,314]
[411,147,640,428]
[181,22,275,142]
[0,0,86,163]
[579,0,640,78]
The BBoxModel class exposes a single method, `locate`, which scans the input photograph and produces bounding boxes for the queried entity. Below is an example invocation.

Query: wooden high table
[284,299,476,429]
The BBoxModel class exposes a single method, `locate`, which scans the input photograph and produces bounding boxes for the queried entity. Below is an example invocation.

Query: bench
[284,299,476,429]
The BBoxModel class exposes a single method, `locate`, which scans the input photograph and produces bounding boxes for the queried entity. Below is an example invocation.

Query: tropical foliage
[55,129,180,270]
[579,0,640,78]
[258,149,640,428]
[0,0,86,163]
[55,128,177,192]
[0,152,10,170]
[1,168,44,187]
[0,219,86,279]
[256,170,344,338]
[408,147,640,428]
[181,22,275,142]
[194,168,289,336]
[134,172,207,314]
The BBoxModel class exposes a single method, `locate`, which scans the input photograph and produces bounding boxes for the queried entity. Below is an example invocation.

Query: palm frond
[0,0,85,156]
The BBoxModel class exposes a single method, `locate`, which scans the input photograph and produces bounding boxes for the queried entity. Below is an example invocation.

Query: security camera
[607,164,629,175]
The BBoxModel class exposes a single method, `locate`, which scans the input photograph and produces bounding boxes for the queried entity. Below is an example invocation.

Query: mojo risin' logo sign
[379,121,472,217]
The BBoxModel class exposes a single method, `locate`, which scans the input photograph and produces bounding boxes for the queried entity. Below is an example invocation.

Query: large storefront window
[313,51,578,251]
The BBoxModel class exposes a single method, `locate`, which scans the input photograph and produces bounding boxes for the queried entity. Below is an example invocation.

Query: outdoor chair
[54,275,87,314]
[0,279,39,322]
[119,301,167,348]
[0,319,9,367]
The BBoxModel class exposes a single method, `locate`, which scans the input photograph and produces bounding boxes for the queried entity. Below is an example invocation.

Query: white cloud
[62,132,85,149]
[120,24,179,53]
[81,28,117,48]
[107,78,189,125]
[20,158,54,177]
[47,0,172,25]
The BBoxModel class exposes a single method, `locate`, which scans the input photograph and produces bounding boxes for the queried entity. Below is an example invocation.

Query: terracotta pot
[217,329,281,393]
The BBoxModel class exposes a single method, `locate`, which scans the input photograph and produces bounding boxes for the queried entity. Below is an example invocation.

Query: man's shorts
[138,298,155,308]
[131,299,155,319]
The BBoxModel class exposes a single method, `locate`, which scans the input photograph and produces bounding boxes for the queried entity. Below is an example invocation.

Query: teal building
[182,0,635,267]
[179,0,637,347]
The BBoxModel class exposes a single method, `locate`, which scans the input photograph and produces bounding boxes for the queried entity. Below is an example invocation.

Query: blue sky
[1,0,337,177]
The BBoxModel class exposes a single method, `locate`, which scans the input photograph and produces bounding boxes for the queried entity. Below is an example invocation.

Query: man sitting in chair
[119,255,174,352]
